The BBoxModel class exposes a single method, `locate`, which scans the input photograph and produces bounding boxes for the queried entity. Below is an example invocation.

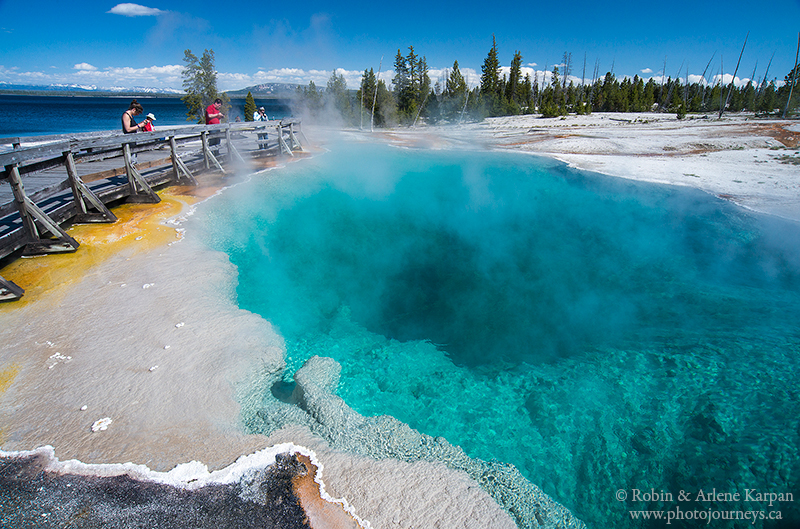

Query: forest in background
[292,36,800,127]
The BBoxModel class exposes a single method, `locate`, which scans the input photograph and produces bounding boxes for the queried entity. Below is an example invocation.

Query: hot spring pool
[195,138,800,528]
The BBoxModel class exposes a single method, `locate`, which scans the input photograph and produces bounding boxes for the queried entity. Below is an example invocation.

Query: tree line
[182,39,799,128]
[296,37,799,126]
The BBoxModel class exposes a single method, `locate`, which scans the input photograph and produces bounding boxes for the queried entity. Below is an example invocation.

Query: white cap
[146,113,156,120]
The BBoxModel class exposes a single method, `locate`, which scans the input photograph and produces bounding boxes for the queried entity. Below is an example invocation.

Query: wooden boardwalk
[0,120,306,301]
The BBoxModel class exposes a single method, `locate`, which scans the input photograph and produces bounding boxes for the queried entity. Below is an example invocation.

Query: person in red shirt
[142,113,156,132]
[205,98,224,124]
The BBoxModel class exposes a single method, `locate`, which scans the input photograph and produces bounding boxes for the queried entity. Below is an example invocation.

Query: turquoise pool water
[198,140,800,528]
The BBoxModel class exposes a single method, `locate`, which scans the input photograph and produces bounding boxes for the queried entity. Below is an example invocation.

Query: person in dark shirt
[122,99,149,133]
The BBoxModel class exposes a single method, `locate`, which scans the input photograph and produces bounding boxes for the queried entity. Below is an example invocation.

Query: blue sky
[1,0,799,91]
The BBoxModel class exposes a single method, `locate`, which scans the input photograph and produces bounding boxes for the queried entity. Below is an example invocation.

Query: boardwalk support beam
[201,132,226,174]
[169,136,198,185]
[288,122,305,152]
[65,152,117,223]
[0,275,24,302]
[228,140,247,165]
[277,125,294,157]
[7,164,80,255]
[124,144,160,203]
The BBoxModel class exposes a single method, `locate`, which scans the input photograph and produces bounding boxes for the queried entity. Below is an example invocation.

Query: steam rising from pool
[197,139,800,527]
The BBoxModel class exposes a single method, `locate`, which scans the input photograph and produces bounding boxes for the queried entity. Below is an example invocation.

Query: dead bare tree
[719,32,748,118]
[581,53,587,104]
[582,53,587,86]
[781,32,800,119]
[700,53,715,108]
[371,55,382,132]
[684,64,690,106]
[756,52,775,99]
[562,52,572,90]
[749,61,758,88]
[719,57,725,113]
[663,60,685,110]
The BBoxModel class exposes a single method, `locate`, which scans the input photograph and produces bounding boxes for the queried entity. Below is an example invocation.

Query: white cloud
[641,68,653,74]
[710,73,752,88]
[74,63,97,71]
[107,3,164,16]
[688,74,707,85]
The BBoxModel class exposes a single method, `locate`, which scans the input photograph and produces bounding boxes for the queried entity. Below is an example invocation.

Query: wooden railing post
[65,151,117,223]
[225,125,233,163]
[170,135,181,182]
[201,131,210,169]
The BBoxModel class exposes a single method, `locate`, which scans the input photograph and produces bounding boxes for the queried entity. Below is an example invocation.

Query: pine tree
[244,91,256,122]
[375,79,396,127]
[522,73,533,112]
[181,50,203,122]
[446,60,467,97]
[442,60,468,121]
[759,80,776,113]
[181,48,226,123]
[296,81,323,120]
[643,79,656,111]
[392,46,431,124]
[407,46,419,103]
[357,68,376,128]
[393,50,409,106]
[418,55,432,120]
[506,51,523,105]
[480,35,501,114]
[326,69,353,123]
[359,68,396,127]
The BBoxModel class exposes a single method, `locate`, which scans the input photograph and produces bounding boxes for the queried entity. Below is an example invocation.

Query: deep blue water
[0,94,292,138]
[198,141,800,528]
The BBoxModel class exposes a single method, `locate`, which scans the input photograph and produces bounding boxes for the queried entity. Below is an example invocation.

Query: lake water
[0,94,293,138]
[195,139,800,528]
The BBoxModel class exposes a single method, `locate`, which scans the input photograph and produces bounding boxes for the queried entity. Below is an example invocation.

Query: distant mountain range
[225,83,302,97]
[0,82,183,95]
[0,82,301,97]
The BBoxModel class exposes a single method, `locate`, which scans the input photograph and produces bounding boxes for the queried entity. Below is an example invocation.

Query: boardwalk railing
[0,119,306,301]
